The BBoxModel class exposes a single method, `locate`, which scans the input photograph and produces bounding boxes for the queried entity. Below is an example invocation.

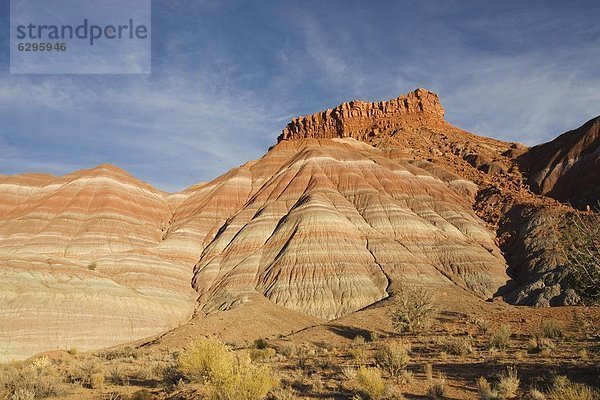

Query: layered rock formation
[519,116,600,209]
[192,138,509,320]
[2,88,597,360]
[0,166,199,360]
[278,88,445,142]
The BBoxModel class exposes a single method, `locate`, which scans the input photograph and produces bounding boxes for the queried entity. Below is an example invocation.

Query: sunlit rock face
[278,88,445,142]
[192,138,509,320]
[0,165,199,360]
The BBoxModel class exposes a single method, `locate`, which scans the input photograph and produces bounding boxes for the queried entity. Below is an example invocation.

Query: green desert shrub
[106,363,129,386]
[525,388,546,400]
[476,368,520,400]
[476,376,498,400]
[528,335,555,354]
[178,337,233,383]
[249,348,276,363]
[205,355,277,400]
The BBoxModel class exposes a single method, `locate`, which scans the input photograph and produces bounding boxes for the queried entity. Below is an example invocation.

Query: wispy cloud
[0,0,598,190]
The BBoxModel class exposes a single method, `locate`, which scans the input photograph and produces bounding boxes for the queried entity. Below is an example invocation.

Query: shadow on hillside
[326,325,376,341]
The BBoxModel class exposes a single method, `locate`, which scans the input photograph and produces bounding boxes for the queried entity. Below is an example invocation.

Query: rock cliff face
[519,116,600,209]
[278,88,445,142]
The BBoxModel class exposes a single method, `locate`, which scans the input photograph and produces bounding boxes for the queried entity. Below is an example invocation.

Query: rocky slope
[519,116,600,209]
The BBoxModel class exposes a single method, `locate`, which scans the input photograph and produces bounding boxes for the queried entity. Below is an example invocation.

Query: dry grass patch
[0,359,64,399]
[496,367,519,398]
[442,336,474,356]
[546,376,599,400]
[426,376,446,400]
[538,320,565,339]
[488,325,511,350]
[65,359,105,389]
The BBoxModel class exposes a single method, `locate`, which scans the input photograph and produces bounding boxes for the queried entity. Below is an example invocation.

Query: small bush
[205,354,278,400]
[254,338,268,350]
[342,366,357,380]
[526,388,546,400]
[389,284,437,333]
[178,337,233,383]
[476,376,497,399]
[383,384,406,399]
[473,318,492,336]
[160,362,184,387]
[270,386,298,400]
[177,337,277,400]
[497,367,519,398]
[375,341,410,377]
[130,389,153,400]
[277,344,296,359]
[98,346,139,360]
[528,335,555,353]
[349,347,366,363]
[87,261,97,270]
[249,348,276,363]
[489,325,511,350]
[9,388,36,400]
[539,321,564,339]
[547,376,598,400]
[65,359,104,388]
[107,364,129,386]
[355,367,385,400]
[427,377,446,400]
[423,363,433,381]
[308,373,323,392]
[560,210,600,304]
[295,343,316,368]
[442,336,473,356]
[397,370,414,386]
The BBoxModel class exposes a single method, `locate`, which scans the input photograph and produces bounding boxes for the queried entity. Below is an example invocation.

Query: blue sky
[0,0,599,191]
